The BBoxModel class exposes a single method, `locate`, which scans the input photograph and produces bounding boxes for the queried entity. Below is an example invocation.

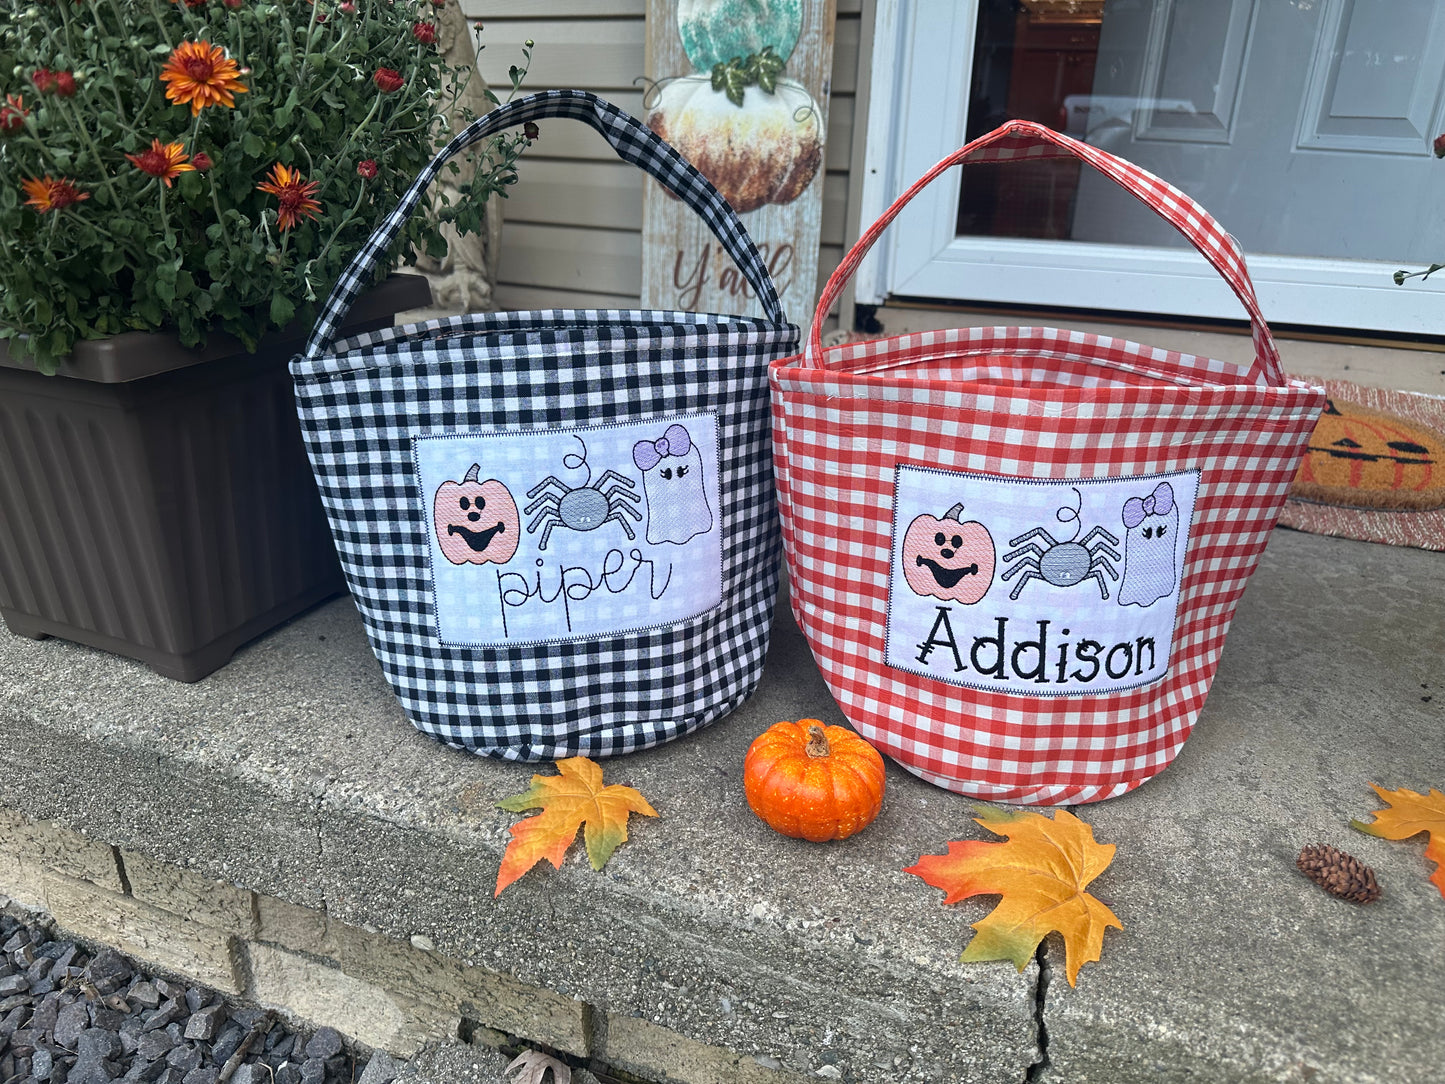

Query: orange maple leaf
[905,806,1122,987]
[1351,782,1445,899]
[494,757,658,896]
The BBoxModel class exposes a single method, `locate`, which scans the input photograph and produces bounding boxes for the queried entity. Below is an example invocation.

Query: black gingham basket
[291,91,799,759]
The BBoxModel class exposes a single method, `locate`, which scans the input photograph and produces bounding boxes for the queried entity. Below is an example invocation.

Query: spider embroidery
[524,437,642,551]
[1000,487,1121,600]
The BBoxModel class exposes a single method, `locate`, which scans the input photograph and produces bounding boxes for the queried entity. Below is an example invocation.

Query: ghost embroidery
[1119,481,1178,608]
[633,423,712,545]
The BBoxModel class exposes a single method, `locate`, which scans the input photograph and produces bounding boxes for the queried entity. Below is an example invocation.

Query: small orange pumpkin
[743,720,886,842]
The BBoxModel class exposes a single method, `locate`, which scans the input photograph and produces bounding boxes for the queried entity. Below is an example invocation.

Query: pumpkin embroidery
[433,465,520,566]
[1293,398,1444,510]
[900,503,996,605]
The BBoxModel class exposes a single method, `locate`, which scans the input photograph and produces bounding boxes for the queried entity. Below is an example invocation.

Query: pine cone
[1297,843,1381,904]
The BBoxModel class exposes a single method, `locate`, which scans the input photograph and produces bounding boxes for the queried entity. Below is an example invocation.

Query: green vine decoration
[710,46,786,107]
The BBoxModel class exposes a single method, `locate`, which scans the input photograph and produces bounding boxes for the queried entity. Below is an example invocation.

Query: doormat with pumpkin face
[1279,377,1445,552]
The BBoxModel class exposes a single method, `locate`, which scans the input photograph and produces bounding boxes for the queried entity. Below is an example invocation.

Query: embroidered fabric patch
[885,466,1201,696]
[416,413,722,646]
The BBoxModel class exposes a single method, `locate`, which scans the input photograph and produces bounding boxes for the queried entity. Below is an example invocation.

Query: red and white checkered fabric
[770,121,1326,805]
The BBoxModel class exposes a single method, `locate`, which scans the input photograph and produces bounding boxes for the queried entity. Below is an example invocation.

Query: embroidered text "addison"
[916,610,1158,685]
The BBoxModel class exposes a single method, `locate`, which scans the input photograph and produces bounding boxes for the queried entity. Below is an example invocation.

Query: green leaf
[178,171,205,202]
[270,292,295,328]
[134,295,163,325]
[723,68,748,107]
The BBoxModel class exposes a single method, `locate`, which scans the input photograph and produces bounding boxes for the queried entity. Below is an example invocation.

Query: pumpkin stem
[944,502,966,521]
[463,463,481,484]
[805,723,830,758]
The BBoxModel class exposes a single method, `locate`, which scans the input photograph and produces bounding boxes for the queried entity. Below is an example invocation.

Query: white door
[1074,0,1445,264]
[857,0,1445,334]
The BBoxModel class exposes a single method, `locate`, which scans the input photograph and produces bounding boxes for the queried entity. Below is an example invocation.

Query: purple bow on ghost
[1122,481,1175,529]
[633,423,692,471]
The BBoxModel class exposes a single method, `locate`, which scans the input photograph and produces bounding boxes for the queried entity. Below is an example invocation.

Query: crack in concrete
[111,845,133,898]
[1023,940,1052,1083]
[313,786,330,917]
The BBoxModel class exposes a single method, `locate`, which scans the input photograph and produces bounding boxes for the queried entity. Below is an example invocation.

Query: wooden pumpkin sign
[642,0,837,320]
[1293,398,1445,511]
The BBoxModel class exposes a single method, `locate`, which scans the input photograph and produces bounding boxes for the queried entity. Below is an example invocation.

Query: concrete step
[0,527,1441,1082]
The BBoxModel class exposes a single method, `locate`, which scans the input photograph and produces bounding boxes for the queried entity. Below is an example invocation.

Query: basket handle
[809,119,1284,387]
[304,90,785,359]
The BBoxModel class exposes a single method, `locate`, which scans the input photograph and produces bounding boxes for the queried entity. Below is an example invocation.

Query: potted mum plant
[0,0,531,680]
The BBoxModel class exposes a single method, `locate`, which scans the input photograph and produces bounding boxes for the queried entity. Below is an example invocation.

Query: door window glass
[956,0,1445,266]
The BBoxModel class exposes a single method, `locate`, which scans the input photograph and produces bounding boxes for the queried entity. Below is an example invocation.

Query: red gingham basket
[769,121,1326,805]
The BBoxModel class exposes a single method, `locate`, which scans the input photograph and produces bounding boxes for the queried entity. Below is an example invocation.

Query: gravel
[0,912,398,1084]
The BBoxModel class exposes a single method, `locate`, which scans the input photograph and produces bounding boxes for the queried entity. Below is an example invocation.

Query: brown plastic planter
[0,274,431,681]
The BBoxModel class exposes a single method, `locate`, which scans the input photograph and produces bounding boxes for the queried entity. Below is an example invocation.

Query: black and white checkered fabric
[291,92,799,760]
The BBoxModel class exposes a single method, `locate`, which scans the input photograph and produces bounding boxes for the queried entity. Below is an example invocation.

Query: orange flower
[159,41,248,115]
[21,176,89,213]
[256,163,322,231]
[126,139,196,187]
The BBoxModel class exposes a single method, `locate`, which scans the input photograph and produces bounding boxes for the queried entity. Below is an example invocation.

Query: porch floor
[1,523,1442,1083]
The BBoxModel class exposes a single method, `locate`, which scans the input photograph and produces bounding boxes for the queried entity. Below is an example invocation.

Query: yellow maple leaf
[1351,782,1445,899]
[905,806,1122,987]
[494,756,658,896]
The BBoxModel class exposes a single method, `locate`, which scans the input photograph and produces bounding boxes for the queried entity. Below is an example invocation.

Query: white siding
[462,0,864,312]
